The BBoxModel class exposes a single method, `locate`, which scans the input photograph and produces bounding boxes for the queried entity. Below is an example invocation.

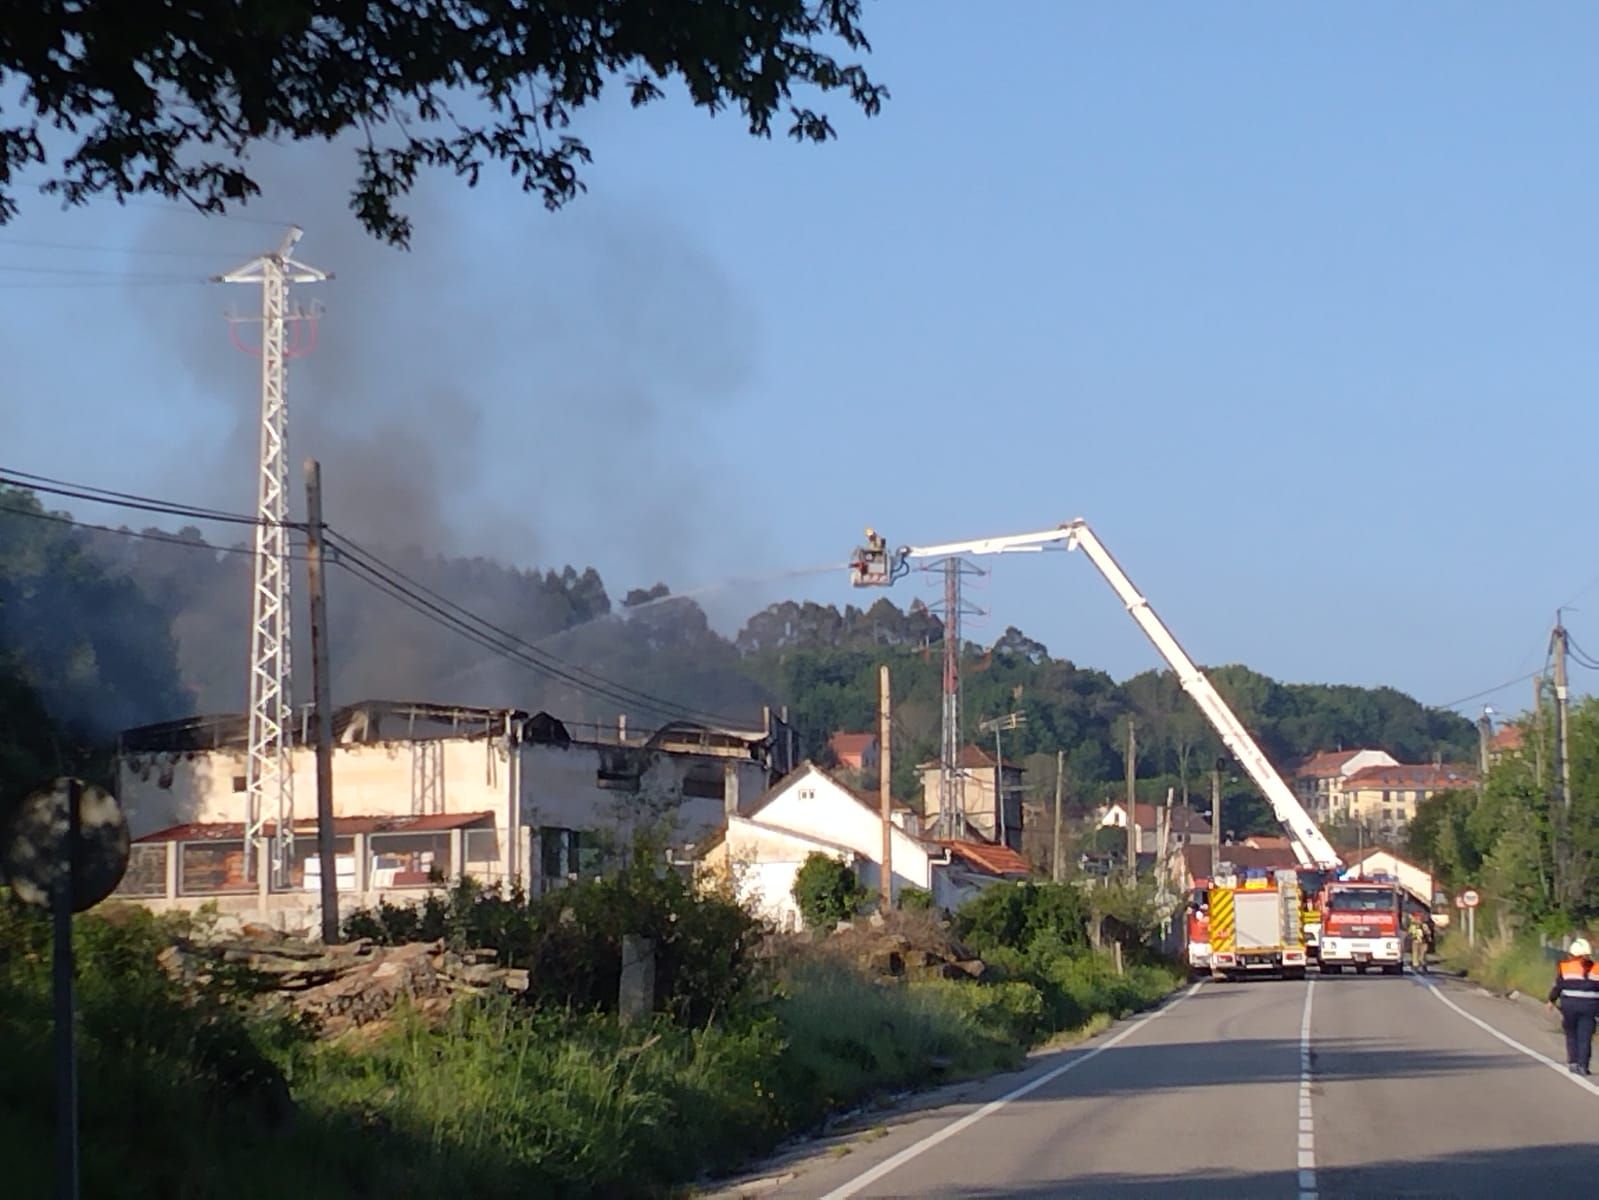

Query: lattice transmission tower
[218,229,328,883]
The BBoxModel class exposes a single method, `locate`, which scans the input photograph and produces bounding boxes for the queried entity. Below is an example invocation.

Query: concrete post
[619,935,656,1025]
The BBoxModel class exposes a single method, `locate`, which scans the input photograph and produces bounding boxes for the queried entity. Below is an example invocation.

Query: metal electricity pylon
[924,556,986,839]
[218,228,328,883]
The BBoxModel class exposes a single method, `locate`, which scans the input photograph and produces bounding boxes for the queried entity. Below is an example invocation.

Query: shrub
[792,852,870,933]
[898,886,934,912]
[346,843,766,1026]
[955,880,1091,960]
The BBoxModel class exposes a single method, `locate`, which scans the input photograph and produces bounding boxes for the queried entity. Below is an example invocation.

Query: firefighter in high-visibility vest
[1547,937,1599,1076]
[1406,911,1429,973]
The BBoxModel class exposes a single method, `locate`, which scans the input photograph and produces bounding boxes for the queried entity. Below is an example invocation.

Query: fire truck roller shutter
[1210,886,1235,955]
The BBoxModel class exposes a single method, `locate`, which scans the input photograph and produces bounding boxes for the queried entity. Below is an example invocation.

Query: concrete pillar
[723,761,740,817]
[619,935,655,1025]
[256,837,270,919]
[449,827,464,883]
[163,842,178,900]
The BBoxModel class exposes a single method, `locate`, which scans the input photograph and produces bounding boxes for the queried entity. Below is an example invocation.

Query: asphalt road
[748,972,1599,1199]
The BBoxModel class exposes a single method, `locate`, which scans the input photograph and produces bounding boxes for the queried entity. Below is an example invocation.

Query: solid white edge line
[1297,976,1318,1200]
[1421,977,1599,1097]
[817,981,1205,1200]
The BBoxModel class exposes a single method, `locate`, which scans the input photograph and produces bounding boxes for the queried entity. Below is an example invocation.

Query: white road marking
[818,982,1205,1199]
[1421,977,1599,1097]
[1298,976,1318,1200]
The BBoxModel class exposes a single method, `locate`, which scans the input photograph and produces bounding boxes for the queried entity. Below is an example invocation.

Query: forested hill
[0,485,1475,820]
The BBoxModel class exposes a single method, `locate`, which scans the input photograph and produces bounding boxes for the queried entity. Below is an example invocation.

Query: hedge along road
[747,972,1599,1198]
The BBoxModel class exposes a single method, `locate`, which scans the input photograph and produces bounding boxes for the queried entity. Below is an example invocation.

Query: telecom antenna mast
[218,229,328,883]
[921,554,985,838]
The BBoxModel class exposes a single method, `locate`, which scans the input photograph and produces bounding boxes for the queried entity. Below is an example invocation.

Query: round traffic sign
[0,777,130,911]
[1460,889,1480,908]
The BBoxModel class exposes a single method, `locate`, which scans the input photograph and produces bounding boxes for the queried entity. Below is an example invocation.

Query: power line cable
[0,469,272,528]
[0,235,255,259]
[1431,669,1545,711]
[331,550,748,727]
[0,501,307,560]
[323,530,756,726]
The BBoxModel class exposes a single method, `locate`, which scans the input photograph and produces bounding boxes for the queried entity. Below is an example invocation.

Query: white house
[112,701,792,931]
[1097,801,1214,852]
[705,762,1031,931]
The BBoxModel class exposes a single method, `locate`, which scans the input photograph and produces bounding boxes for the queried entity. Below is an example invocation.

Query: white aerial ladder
[849,520,1343,871]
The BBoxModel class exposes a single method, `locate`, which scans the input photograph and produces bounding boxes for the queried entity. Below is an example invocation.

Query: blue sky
[2,2,1597,714]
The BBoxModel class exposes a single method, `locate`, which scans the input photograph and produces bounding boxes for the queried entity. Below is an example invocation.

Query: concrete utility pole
[879,664,893,912]
[1476,707,1494,793]
[304,459,339,944]
[1053,749,1066,884]
[1125,719,1137,882]
[1553,620,1573,815]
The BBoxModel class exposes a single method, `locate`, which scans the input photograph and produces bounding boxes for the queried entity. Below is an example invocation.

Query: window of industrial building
[270,835,358,893]
[116,844,169,898]
[232,775,247,793]
[178,841,254,895]
[540,827,603,880]
[368,832,452,888]
[463,828,502,882]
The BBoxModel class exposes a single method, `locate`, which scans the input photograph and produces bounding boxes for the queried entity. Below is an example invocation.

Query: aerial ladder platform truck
[849,519,1343,980]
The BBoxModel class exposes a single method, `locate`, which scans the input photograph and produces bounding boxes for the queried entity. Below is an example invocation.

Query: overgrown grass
[0,882,1183,1198]
[1438,929,1563,997]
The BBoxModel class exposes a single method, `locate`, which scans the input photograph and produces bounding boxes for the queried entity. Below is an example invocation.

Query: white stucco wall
[117,737,515,837]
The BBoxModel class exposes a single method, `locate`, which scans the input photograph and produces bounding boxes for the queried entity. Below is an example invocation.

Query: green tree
[0,1,886,245]
[791,852,869,933]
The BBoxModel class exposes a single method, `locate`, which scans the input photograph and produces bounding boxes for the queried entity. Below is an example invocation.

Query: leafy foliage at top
[0,0,886,244]
[1408,697,1599,928]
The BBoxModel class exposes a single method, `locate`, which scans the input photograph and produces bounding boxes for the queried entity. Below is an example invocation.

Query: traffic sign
[0,777,129,911]
[1460,889,1480,909]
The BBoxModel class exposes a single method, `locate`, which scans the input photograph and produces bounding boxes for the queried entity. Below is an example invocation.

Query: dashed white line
[1298,977,1318,1200]
[818,981,1205,1200]
[1420,977,1599,1097]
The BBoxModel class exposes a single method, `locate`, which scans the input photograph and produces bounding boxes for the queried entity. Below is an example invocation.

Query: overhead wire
[1430,669,1546,711]
[0,235,255,259]
[329,547,750,728]
[326,531,754,728]
[0,468,271,528]
[0,501,305,560]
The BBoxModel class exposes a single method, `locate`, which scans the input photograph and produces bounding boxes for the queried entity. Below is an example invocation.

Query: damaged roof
[135,810,496,843]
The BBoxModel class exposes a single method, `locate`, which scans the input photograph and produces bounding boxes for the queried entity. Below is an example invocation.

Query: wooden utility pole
[1210,763,1221,881]
[1125,719,1137,882]
[1053,749,1066,883]
[879,664,893,912]
[304,459,339,944]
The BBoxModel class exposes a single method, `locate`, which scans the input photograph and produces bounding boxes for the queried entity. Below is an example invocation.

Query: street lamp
[979,711,1026,849]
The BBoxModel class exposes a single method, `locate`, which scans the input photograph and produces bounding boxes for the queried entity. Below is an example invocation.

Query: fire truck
[849,518,1346,981]
[1317,879,1404,974]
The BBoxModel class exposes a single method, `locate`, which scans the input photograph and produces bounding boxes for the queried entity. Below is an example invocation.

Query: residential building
[1174,842,1299,893]
[111,700,791,930]
[1341,763,1476,837]
[1487,723,1524,766]
[828,731,880,773]
[1293,749,1400,822]
[918,745,1025,852]
[701,762,1030,931]
[1097,801,1214,852]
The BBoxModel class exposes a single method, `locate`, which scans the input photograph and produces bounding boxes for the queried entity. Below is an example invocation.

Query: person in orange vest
[1547,937,1599,1075]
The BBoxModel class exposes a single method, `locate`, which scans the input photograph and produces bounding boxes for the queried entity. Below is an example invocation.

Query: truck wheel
[1382,964,1402,976]
[1355,964,1368,975]
[1321,964,1340,975]
[1283,968,1306,981]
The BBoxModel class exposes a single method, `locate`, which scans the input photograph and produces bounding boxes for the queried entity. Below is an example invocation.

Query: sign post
[1459,889,1480,946]
[1,777,130,1200]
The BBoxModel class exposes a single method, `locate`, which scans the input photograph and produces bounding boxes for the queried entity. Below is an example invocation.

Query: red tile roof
[1295,750,1363,779]
[136,811,496,843]
[916,745,1025,771]
[829,732,878,760]
[1242,835,1291,851]
[937,840,1032,877]
[1180,842,1299,884]
[1489,725,1524,752]
[1344,764,1475,790]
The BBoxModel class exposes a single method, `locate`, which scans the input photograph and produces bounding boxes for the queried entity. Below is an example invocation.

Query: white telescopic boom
[879,520,1341,870]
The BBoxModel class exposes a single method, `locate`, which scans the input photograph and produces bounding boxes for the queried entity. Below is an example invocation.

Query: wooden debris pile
[158,930,529,1037]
